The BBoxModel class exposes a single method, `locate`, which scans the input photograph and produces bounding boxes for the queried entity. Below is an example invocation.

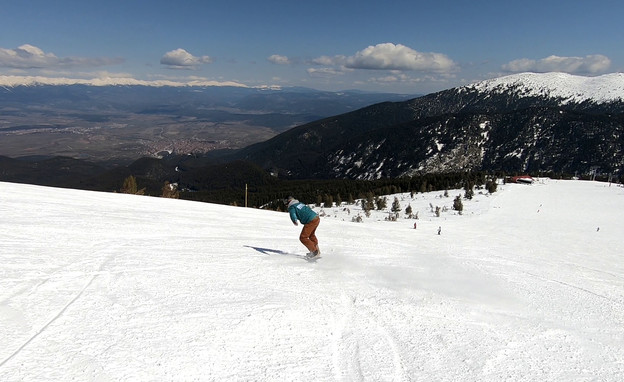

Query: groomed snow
[1,180,623,381]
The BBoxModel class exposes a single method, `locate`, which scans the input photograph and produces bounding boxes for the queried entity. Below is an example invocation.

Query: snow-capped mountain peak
[0,74,250,88]
[467,72,624,104]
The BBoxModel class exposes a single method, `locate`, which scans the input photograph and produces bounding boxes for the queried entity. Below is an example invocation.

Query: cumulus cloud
[267,54,291,65]
[308,43,456,74]
[160,49,213,69]
[0,44,56,68]
[502,54,611,74]
[302,43,458,89]
[344,43,456,72]
[0,44,122,69]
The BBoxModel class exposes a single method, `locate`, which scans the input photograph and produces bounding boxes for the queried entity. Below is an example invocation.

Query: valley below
[0,110,276,163]
[0,84,414,164]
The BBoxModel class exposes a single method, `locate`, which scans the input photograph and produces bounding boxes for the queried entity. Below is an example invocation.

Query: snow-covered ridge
[0,75,251,88]
[467,72,624,104]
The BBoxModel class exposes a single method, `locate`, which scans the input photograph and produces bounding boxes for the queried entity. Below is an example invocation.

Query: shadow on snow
[244,246,319,262]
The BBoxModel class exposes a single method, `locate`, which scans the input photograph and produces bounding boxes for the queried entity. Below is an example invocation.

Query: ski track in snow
[331,292,407,381]
[1,179,624,381]
[0,253,115,368]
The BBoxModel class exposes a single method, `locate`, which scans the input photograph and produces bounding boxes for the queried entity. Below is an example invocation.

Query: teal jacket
[287,199,318,224]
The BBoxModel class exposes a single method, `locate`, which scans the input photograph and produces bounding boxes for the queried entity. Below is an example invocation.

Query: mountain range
[0,83,415,162]
[1,72,623,195]
[233,72,624,179]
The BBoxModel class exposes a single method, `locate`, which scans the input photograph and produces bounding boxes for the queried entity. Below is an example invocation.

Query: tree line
[177,171,502,210]
[121,167,617,210]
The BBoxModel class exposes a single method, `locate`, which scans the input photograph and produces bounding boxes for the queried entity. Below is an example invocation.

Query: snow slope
[1,180,623,381]
[469,72,624,104]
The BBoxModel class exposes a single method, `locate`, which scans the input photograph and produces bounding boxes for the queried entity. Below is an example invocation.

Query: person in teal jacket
[286,196,321,258]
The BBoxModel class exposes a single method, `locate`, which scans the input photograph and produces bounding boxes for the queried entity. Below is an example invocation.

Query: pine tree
[391,197,401,213]
[375,196,387,210]
[162,181,180,199]
[323,194,334,208]
[453,195,463,214]
[365,192,375,211]
[121,175,138,194]
[361,199,370,213]
[486,179,498,193]
[464,182,474,200]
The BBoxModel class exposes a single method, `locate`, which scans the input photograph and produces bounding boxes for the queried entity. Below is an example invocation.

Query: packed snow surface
[469,72,624,104]
[1,180,623,381]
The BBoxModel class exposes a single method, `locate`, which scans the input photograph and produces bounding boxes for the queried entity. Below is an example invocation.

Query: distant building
[508,175,534,184]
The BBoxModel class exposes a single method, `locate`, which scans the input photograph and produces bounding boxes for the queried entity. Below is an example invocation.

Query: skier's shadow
[244,245,292,256]
[245,245,318,262]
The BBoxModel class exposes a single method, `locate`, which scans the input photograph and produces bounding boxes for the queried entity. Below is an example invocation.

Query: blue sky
[1,0,622,94]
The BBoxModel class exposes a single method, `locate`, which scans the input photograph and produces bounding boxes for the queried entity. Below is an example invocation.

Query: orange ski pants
[300,216,320,252]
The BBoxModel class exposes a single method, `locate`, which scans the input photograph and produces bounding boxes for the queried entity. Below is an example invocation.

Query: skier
[285,196,321,258]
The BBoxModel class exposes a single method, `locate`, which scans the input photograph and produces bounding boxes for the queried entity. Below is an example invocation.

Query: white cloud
[0,44,122,69]
[310,55,345,66]
[38,69,134,80]
[344,43,456,72]
[308,43,456,74]
[306,67,345,77]
[372,73,410,83]
[502,54,611,74]
[0,44,57,68]
[267,54,291,65]
[369,73,435,86]
[160,49,213,69]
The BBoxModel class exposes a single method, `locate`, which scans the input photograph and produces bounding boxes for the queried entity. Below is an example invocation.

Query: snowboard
[304,254,321,262]
[279,252,320,262]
